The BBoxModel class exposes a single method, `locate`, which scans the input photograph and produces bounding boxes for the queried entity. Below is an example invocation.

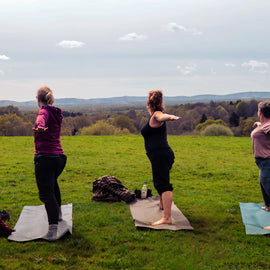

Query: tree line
[0,99,259,136]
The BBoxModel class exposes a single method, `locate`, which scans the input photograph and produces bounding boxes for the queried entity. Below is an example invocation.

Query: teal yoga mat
[239,202,270,235]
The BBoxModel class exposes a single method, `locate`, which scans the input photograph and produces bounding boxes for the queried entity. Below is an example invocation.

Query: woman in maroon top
[251,101,270,230]
[33,86,67,241]
[251,101,270,216]
[141,90,181,226]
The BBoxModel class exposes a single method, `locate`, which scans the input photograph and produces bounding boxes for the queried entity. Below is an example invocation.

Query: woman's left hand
[32,126,48,132]
[168,115,181,121]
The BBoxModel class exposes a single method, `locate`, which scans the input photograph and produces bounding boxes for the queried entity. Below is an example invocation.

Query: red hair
[147,90,165,112]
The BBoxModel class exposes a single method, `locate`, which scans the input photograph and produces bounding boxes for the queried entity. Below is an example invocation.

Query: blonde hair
[147,90,165,112]
[36,86,55,105]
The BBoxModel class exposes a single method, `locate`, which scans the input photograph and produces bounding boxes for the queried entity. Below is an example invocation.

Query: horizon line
[2,91,270,103]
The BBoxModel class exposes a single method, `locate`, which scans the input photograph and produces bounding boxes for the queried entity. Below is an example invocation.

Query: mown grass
[0,135,269,270]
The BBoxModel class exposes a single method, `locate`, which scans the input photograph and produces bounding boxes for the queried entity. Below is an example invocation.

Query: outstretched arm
[154,111,181,122]
[32,109,49,132]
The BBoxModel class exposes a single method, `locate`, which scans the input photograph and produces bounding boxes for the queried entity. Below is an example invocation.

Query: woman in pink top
[251,101,270,219]
[33,86,67,241]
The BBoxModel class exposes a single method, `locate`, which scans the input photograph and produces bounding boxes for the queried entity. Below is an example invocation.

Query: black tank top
[141,114,170,153]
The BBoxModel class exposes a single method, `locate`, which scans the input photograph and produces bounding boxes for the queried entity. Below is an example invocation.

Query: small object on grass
[0,218,15,236]
[0,210,10,221]
[141,184,147,199]
[134,188,152,199]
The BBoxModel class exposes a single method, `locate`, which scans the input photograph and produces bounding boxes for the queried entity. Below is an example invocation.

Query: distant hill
[1,91,269,110]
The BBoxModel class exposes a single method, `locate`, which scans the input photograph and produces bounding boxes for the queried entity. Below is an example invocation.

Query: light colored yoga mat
[239,202,270,235]
[129,196,194,231]
[8,203,72,242]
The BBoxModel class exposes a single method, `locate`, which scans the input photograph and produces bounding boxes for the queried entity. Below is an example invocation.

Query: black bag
[134,188,152,199]
[0,210,10,221]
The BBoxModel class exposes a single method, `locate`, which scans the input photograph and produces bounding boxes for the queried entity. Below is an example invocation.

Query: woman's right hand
[253,122,261,128]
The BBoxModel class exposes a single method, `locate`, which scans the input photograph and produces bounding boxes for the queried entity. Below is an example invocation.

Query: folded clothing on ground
[0,218,14,237]
[93,175,136,203]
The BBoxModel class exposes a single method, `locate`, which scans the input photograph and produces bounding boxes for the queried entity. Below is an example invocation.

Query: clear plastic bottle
[141,184,147,199]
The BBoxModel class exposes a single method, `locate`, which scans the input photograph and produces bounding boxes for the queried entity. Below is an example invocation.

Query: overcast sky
[0,0,270,101]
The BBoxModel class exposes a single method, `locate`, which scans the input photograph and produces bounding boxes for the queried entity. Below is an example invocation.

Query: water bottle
[141,184,147,199]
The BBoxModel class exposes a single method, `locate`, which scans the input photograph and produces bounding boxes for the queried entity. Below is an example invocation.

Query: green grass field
[0,135,269,270]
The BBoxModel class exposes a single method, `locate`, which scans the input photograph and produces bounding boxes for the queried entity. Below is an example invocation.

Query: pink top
[34,106,65,156]
[251,121,270,158]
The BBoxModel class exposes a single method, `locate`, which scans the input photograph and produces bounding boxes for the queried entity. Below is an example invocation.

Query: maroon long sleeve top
[34,106,65,156]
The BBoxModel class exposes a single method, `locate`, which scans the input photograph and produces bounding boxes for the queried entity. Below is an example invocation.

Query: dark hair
[258,101,270,119]
[147,90,165,112]
[36,86,54,105]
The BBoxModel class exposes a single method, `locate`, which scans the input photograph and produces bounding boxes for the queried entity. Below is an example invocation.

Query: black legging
[34,155,67,224]
[147,147,174,195]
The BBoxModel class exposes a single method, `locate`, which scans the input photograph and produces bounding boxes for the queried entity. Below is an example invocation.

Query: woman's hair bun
[37,86,55,105]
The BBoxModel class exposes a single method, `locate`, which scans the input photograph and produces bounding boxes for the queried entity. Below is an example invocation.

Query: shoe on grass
[47,224,58,241]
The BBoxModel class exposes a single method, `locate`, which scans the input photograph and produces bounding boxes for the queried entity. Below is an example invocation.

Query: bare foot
[151,217,172,226]
[262,226,270,230]
[261,206,270,211]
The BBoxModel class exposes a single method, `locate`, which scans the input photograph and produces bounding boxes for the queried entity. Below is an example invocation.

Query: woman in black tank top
[141,90,181,226]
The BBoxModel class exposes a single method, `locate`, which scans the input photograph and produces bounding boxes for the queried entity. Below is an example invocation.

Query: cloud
[225,63,236,68]
[177,64,197,75]
[57,40,85,49]
[210,68,217,75]
[0,70,4,76]
[166,22,202,35]
[0,55,10,60]
[241,60,269,73]
[119,32,147,41]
